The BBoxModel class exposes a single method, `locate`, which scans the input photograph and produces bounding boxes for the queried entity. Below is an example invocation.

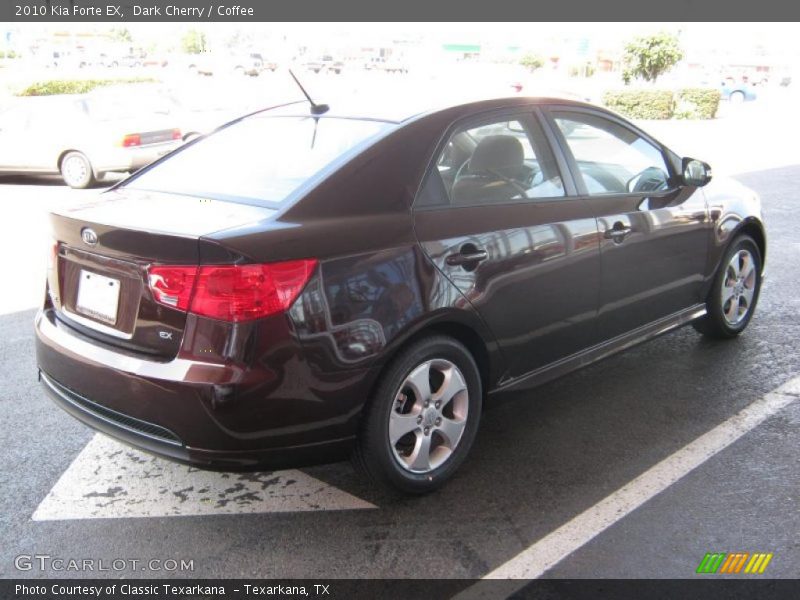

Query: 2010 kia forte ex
[35,96,766,494]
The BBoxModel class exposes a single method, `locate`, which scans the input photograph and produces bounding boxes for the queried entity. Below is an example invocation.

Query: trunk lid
[48,188,273,358]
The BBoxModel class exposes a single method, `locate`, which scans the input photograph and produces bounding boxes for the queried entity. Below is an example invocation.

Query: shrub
[568,62,596,78]
[602,89,675,120]
[16,77,157,96]
[673,100,699,120]
[181,29,208,54]
[520,53,544,72]
[676,87,720,119]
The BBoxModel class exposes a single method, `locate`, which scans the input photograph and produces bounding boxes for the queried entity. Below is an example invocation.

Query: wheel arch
[363,315,498,412]
[702,217,767,302]
[736,218,767,272]
[406,320,492,398]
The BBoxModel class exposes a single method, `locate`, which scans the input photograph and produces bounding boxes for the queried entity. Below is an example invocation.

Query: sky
[3,22,800,68]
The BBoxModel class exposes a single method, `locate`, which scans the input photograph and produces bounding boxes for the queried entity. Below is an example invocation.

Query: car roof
[247,95,595,125]
[0,95,86,114]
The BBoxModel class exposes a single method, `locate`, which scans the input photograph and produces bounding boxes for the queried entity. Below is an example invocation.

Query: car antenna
[288,69,329,115]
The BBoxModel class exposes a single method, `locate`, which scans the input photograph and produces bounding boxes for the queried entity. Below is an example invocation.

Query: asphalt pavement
[0,164,798,581]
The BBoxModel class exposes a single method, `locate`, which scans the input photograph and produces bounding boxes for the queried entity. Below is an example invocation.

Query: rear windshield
[125,115,390,206]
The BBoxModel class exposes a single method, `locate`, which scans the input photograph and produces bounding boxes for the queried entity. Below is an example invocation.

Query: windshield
[126,115,391,206]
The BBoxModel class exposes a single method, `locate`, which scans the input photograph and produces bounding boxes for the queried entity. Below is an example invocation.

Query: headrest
[469,135,524,173]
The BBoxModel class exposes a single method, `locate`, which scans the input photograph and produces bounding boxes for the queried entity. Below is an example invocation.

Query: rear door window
[421,115,564,208]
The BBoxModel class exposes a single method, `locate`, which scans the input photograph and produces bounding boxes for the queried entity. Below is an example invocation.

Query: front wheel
[693,235,762,339]
[354,336,482,494]
[60,151,95,189]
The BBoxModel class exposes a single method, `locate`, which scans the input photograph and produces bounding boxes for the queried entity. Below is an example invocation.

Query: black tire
[693,235,762,339]
[353,335,482,494]
[59,151,95,189]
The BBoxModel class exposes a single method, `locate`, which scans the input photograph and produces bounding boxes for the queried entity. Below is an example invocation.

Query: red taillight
[121,133,141,147]
[147,260,317,322]
[147,266,197,311]
[47,240,59,270]
[171,128,182,140]
[46,240,60,305]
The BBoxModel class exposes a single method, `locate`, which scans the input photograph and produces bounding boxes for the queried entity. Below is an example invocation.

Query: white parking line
[33,434,375,520]
[457,376,800,594]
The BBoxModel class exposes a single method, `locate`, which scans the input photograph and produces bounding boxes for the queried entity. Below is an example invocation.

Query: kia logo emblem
[81,228,98,246]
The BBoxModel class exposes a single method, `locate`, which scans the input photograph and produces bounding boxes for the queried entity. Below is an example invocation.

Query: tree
[109,28,132,43]
[520,53,545,72]
[621,32,683,85]
[181,29,208,55]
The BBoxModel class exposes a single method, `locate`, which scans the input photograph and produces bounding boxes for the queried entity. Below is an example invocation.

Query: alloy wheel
[388,359,469,473]
[721,248,757,326]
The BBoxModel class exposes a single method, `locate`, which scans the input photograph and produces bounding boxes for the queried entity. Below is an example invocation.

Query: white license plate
[75,270,120,325]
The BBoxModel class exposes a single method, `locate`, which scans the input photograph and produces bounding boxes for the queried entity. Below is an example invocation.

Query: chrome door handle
[446,249,488,266]
[604,224,632,242]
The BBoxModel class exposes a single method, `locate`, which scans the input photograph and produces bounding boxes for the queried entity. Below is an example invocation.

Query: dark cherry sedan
[35,97,766,493]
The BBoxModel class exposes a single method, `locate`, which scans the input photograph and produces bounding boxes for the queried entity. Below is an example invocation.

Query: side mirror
[681,157,712,187]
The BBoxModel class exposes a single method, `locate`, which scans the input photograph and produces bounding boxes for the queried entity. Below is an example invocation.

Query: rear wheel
[693,235,762,339]
[729,90,745,104]
[354,336,482,494]
[60,151,95,189]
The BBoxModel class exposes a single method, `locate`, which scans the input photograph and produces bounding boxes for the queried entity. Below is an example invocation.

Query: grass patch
[16,77,158,96]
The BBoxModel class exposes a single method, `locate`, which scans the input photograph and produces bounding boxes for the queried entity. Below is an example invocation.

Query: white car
[0,92,182,188]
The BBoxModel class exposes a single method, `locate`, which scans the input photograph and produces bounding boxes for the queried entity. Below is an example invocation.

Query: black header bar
[3,579,800,600]
[3,0,800,22]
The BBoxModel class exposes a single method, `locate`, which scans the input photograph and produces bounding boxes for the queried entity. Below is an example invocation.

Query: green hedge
[16,77,157,96]
[602,89,675,120]
[602,87,721,120]
[675,87,721,119]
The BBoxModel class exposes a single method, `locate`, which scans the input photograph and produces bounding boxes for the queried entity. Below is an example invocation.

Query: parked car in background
[304,55,344,74]
[362,56,407,73]
[36,97,765,494]
[131,84,246,139]
[378,58,409,74]
[89,82,258,141]
[363,56,385,70]
[47,50,88,70]
[189,53,263,77]
[141,54,169,68]
[250,53,277,72]
[118,55,143,68]
[0,91,182,188]
[721,79,757,102]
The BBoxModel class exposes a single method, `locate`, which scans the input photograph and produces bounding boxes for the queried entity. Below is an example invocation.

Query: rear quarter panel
[207,108,509,387]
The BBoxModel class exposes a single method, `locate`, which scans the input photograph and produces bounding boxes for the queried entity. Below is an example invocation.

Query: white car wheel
[60,152,95,189]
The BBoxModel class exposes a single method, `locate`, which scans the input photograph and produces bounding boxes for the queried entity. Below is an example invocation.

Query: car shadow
[0,173,120,188]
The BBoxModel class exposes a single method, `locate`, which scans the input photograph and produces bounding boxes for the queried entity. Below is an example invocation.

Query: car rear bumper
[40,370,190,461]
[40,371,355,469]
[93,140,181,173]
[35,309,372,470]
